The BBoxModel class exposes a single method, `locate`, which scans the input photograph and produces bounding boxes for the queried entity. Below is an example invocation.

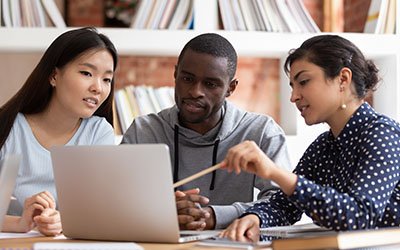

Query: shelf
[0,28,399,137]
[1,28,399,57]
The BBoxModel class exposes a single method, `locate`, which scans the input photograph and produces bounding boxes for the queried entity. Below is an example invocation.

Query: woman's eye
[80,71,92,77]
[299,79,309,86]
[104,78,112,83]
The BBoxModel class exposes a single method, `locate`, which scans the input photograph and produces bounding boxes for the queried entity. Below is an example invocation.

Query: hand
[34,208,62,236]
[18,191,57,232]
[175,188,211,230]
[220,141,276,179]
[219,214,260,242]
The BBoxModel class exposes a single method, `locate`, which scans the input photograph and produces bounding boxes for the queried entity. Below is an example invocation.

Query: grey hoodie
[121,100,292,229]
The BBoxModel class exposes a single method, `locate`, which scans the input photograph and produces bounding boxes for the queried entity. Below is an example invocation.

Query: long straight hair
[0,27,118,149]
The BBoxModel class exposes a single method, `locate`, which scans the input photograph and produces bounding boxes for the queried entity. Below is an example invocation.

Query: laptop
[0,154,21,229]
[50,144,219,243]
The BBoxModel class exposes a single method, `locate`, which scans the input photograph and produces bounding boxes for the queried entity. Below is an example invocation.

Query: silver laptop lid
[51,144,181,243]
[0,154,21,229]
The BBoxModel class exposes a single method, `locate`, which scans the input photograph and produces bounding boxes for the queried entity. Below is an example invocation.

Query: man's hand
[175,188,211,230]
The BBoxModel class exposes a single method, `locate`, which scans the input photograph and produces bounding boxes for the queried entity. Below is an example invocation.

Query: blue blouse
[245,102,400,230]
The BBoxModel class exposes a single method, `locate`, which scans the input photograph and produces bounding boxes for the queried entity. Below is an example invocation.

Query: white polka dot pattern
[243,103,400,230]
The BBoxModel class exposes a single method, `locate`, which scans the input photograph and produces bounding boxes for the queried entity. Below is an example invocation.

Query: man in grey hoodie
[121,33,292,230]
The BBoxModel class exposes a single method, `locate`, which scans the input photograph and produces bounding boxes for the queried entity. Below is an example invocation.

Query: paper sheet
[34,242,143,250]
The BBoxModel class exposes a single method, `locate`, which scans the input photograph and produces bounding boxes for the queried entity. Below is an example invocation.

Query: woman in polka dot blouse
[219,35,400,242]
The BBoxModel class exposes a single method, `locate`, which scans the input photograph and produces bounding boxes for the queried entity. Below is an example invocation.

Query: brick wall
[344,0,371,32]
[66,0,372,123]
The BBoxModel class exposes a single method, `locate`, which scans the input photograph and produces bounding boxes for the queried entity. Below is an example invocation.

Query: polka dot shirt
[244,103,400,230]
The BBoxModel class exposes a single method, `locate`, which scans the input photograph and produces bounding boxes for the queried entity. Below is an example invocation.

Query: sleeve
[92,118,115,145]
[287,121,400,230]
[211,122,294,229]
[120,120,139,144]
[242,138,321,228]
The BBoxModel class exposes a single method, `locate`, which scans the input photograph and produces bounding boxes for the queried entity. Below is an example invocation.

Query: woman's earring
[340,85,346,109]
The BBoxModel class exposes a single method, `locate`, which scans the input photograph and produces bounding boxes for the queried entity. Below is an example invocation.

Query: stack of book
[0,0,66,28]
[364,0,397,34]
[114,85,175,134]
[197,223,400,250]
[218,0,320,32]
[130,0,194,30]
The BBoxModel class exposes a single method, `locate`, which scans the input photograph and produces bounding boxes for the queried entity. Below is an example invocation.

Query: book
[148,0,168,29]
[218,0,234,30]
[40,0,66,27]
[251,0,268,31]
[296,0,320,32]
[197,227,400,250]
[181,0,194,29]
[33,0,47,27]
[364,0,386,33]
[274,0,301,33]
[272,227,400,250]
[1,0,12,27]
[168,0,191,29]
[254,0,272,31]
[10,0,21,27]
[158,0,177,29]
[0,0,2,27]
[238,0,256,31]
[112,100,122,135]
[144,0,160,29]
[130,0,155,29]
[260,223,330,237]
[384,0,396,34]
[230,0,246,30]
[286,0,308,33]
[146,85,161,113]
[197,237,271,249]
[261,0,281,32]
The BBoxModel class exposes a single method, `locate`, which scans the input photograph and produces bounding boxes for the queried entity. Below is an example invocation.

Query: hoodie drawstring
[173,125,220,191]
[209,139,220,190]
[173,125,179,191]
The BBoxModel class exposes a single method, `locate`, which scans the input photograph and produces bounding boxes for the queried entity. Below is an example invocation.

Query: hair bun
[364,60,379,92]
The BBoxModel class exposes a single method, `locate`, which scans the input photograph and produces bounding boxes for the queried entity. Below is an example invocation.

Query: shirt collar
[329,102,376,149]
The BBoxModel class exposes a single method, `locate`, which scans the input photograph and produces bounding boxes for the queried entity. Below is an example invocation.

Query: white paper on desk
[0,230,44,239]
[34,242,143,250]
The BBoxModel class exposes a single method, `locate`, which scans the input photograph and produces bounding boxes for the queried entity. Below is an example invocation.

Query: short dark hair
[0,27,118,149]
[177,33,237,80]
[284,35,379,99]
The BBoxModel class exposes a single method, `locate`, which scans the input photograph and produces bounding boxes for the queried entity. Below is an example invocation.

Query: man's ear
[173,65,178,80]
[226,78,238,97]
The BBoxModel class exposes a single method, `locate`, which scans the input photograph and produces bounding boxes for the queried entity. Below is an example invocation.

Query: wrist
[204,206,216,229]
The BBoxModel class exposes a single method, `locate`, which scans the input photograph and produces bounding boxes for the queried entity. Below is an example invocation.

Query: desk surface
[0,236,244,250]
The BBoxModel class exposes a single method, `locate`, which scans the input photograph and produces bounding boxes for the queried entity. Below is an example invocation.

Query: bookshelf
[0,0,399,163]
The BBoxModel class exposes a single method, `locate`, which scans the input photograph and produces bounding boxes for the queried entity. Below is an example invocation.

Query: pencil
[173,163,222,188]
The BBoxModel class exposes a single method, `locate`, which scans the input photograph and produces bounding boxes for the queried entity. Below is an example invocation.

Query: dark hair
[0,27,118,149]
[284,35,379,99]
[177,33,237,80]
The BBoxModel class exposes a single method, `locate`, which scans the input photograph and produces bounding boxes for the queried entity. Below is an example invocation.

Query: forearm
[1,215,30,233]
[269,164,298,196]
